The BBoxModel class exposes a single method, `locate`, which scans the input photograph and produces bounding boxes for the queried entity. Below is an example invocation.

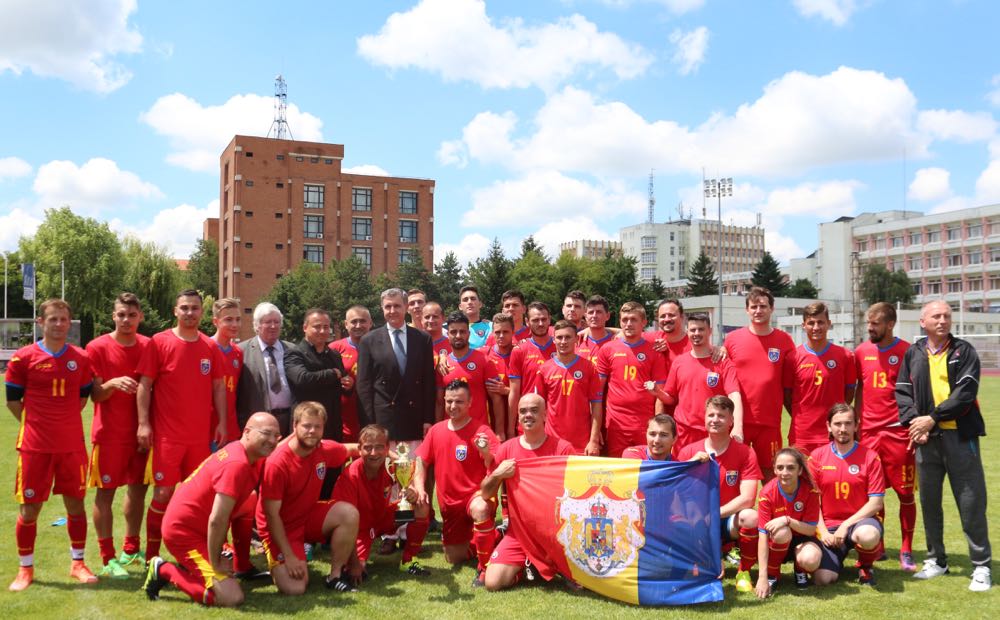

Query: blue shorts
[818,518,884,572]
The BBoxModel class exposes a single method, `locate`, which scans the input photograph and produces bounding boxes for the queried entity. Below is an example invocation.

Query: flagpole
[61,260,65,300]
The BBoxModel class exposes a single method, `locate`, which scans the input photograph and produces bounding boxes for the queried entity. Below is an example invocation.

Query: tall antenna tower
[267,74,293,140]
[647,169,656,224]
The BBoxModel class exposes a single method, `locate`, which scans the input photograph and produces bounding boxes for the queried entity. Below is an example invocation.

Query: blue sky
[2,0,999,267]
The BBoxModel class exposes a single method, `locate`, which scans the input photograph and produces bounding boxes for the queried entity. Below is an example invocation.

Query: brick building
[214,135,434,337]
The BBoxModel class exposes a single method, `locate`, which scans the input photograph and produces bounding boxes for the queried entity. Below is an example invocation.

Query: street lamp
[704,177,733,345]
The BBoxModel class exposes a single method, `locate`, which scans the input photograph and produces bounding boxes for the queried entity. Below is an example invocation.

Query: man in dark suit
[356,288,436,447]
[285,308,346,440]
[237,302,296,436]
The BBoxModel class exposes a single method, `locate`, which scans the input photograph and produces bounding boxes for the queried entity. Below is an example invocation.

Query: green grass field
[1,382,998,619]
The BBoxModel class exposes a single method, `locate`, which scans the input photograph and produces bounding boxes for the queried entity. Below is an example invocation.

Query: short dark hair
[527,301,550,315]
[115,292,142,310]
[303,307,331,323]
[705,395,734,413]
[446,311,469,327]
[358,424,389,445]
[459,285,480,298]
[649,414,677,435]
[746,286,774,308]
[564,290,586,304]
[867,302,896,323]
[803,301,829,321]
[501,289,525,305]
[658,298,684,314]
[686,312,711,328]
[492,312,514,328]
[444,379,471,395]
[176,288,203,303]
[586,295,609,312]
[39,298,72,319]
[552,319,577,333]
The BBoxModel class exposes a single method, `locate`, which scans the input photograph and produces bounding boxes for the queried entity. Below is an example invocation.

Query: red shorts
[441,495,497,547]
[15,450,88,503]
[356,507,398,562]
[604,419,647,458]
[149,439,210,487]
[743,424,782,471]
[261,500,337,568]
[163,532,229,590]
[88,443,148,489]
[489,532,527,567]
[674,422,708,458]
[861,427,916,495]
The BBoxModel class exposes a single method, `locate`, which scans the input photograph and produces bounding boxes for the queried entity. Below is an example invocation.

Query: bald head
[517,393,547,434]
[919,300,952,343]
[242,412,280,461]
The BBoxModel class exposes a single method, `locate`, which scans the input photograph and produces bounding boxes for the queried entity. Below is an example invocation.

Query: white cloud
[792,0,861,26]
[357,0,652,90]
[462,171,645,227]
[669,26,709,75]
[908,167,952,202]
[975,160,1000,204]
[442,68,927,178]
[917,109,997,143]
[988,74,1000,107]
[928,196,972,215]
[0,157,32,181]
[0,207,43,252]
[598,0,705,13]
[532,216,614,257]
[765,231,804,265]
[434,232,492,264]
[111,200,218,259]
[756,180,862,218]
[33,158,163,213]
[140,93,324,172]
[342,164,390,176]
[0,0,142,92]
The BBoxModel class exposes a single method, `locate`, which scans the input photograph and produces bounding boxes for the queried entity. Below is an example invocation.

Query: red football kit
[331,457,396,562]
[256,439,348,565]
[431,336,453,364]
[488,435,575,566]
[85,333,150,488]
[723,327,796,470]
[642,331,692,374]
[214,342,243,444]
[756,478,820,534]
[576,333,614,366]
[485,325,537,349]
[486,346,512,389]
[507,337,556,397]
[664,353,740,450]
[6,342,93,503]
[678,440,762,507]
[437,349,501,427]
[789,343,857,453]
[329,338,361,442]
[535,355,603,452]
[809,442,885,529]
[161,441,261,588]
[416,419,499,545]
[596,338,667,457]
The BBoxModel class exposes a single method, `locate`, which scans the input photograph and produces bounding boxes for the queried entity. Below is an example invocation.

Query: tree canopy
[860,263,914,306]
[750,251,787,297]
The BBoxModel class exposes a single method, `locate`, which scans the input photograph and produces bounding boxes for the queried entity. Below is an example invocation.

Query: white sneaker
[969,566,991,592]
[914,559,949,579]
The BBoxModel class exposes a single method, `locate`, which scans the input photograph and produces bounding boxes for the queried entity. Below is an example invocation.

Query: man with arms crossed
[6,299,97,591]
[86,293,150,578]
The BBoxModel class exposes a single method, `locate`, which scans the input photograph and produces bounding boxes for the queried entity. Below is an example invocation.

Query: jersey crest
[232,358,240,369]
[316,462,327,480]
[467,362,477,371]
[793,500,804,512]
[768,348,780,363]
[200,358,211,375]
[725,470,739,486]
[888,355,899,365]
[826,359,837,369]
[67,360,78,371]
[848,464,860,475]
[706,372,720,388]
[573,370,584,380]
[636,353,647,362]
[455,445,468,461]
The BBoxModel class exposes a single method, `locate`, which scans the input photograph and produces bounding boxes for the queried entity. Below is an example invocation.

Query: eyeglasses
[248,427,281,440]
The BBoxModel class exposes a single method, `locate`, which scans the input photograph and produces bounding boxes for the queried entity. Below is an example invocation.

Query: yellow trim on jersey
[88,445,103,489]
[16,407,26,450]
[928,349,956,430]
[14,454,25,504]
[186,549,228,590]
[144,448,155,485]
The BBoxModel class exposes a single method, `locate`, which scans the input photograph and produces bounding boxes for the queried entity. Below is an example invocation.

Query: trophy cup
[386,443,417,523]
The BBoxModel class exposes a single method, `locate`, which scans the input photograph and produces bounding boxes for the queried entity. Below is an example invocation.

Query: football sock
[123,535,141,555]
[899,494,916,553]
[473,519,497,571]
[161,562,214,605]
[16,517,37,566]
[767,539,790,578]
[401,517,429,564]
[145,499,169,559]
[738,527,759,571]
[67,513,88,560]
[98,537,116,565]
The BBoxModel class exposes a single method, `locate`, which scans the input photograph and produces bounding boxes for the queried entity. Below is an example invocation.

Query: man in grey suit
[237,302,296,436]
[356,288,436,448]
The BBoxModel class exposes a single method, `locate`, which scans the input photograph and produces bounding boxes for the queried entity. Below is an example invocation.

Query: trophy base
[394,509,415,524]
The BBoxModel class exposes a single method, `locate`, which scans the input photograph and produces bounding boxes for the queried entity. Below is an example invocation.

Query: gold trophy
[386,443,417,522]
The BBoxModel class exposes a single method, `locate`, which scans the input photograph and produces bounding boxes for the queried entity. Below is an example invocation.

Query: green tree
[750,251,788,297]
[186,238,219,298]
[118,237,185,336]
[329,255,379,320]
[1,251,34,319]
[433,251,464,310]
[509,249,561,312]
[264,262,333,336]
[519,235,548,262]
[395,253,439,302]
[860,263,914,306]
[685,251,718,297]
[466,238,513,316]
[18,207,124,342]
[787,277,819,299]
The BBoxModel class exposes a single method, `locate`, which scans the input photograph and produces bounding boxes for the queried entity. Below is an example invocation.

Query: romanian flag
[506,456,722,606]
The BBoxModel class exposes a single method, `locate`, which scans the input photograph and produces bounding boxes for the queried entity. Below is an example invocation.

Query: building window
[990,277,1000,290]
[947,279,962,293]
[304,215,324,239]
[968,279,983,291]
[244,272,253,279]
[245,180,254,187]
[641,236,656,249]
[991,248,1000,262]
[946,227,961,241]
[991,221,1000,236]
[352,187,372,211]
[398,220,418,243]
[927,281,942,294]
[276,154,285,160]
[912,282,922,295]
[275,243,283,249]
[670,246,675,256]
[276,182,284,188]
[303,244,324,264]
[908,257,922,270]
[857,240,868,252]
[275,212,283,219]
[640,267,656,280]
[927,255,940,268]
[969,251,982,265]
[968,223,983,238]
[641,252,656,263]
[927,230,941,243]
[245,211,253,217]
[399,191,418,214]
[909,232,922,245]
[304,184,324,209]
[244,242,253,249]
[669,232,675,242]
[891,259,903,272]
[352,246,372,269]
[324,158,333,165]
[947,253,962,267]
[295,156,304,162]
[670,262,675,271]
[398,249,419,264]
[875,238,886,250]
[891,236,903,248]
[310,157,319,163]
[352,217,372,241]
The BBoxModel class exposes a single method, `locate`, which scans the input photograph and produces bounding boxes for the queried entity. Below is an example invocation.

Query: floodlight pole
[704,177,733,345]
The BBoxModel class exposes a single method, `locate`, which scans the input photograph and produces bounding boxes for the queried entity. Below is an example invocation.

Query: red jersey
[329,337,361,440]
[576,333,614,366]
[256,439,349,535]
[790,343,857,446]
[621,445,672,460]
[486,346,512,388]
[756,477,820,535]
[416,419,499,510]
[643,331,692,374]
[723,327,796,428]
[86,333,149,445]
[330,457,395,560]
[854,338,910,433]
[162,441,260,539]
[508,337,556,397]
[810,442,885,529]
[535,355,603,451]
[214,342,243,443]
[492,434,575,467]
[486,325,542,348]
[437,349,501,427]
[596,338,666,427]
[431,336,453,364]
[6,342,93,453]
[678,439,762,507]
[664,353,740,432]
[137,330,224,446]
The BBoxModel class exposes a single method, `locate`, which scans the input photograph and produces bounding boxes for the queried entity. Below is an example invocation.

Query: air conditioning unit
[399,237,408,243]
[365,235,372,241]
[316,233,323,239]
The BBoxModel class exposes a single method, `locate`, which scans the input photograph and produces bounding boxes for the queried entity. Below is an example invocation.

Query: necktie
[392,329,407,375]
[265,345,282,393]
